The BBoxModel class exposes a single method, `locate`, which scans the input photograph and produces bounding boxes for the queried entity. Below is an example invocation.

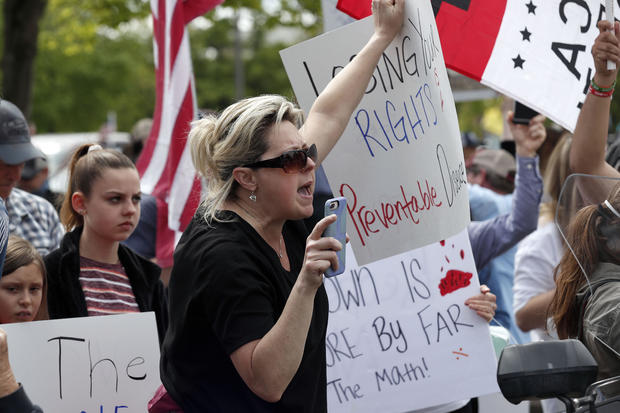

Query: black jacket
[44,227,168,344]
[0,386,43,413]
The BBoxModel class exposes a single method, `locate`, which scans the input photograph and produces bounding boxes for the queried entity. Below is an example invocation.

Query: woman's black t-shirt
[160,211,328,412]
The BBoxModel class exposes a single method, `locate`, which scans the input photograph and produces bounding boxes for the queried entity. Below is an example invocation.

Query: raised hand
[593,20,620,86]
[372,0,405,44]
[507,112,546,158]
[299,215,343,290]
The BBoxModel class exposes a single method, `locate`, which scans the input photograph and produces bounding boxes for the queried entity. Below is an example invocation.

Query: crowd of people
[1,1,620,412]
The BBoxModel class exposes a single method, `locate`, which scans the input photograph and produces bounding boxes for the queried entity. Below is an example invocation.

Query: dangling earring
[249,192,257,202]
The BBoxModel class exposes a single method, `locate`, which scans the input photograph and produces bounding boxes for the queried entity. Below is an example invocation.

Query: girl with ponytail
[44,144,167,343]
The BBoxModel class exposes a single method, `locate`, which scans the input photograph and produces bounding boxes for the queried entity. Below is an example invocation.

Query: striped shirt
[79,256,139,316]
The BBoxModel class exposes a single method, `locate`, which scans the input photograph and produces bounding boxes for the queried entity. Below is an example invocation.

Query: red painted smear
[439,269,473,296]
[445,255,451,263]
[452,347,469,359]
[440,240,445,246]
[460,249,464,260]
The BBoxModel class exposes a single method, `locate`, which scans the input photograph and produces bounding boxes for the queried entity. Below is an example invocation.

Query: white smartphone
[323,197,347,277]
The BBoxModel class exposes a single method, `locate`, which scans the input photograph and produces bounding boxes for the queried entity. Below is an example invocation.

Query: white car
[30,132,130,194]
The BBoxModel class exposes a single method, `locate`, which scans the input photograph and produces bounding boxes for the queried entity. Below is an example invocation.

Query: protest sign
[281,0,469,265]
[2,312,161,413]
[282,2,498,410]
[324,229,498,412]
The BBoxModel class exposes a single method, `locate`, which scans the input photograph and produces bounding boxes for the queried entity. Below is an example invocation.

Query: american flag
[137,0,223,267]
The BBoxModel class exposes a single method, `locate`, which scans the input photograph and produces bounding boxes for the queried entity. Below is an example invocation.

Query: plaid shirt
[6,188,64,256]
[0,199,8,273]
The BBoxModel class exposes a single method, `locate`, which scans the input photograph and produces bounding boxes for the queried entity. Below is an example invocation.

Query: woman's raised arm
[303,0,405,164]
[570,20,620,177]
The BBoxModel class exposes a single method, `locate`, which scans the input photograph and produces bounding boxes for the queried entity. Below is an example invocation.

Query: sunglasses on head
[243,143,317,174]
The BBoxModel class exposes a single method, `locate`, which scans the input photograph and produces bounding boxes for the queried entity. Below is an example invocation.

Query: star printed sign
[433,0,619,131]
[337,0,620,132]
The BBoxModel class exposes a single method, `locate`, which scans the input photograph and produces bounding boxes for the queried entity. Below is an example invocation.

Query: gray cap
[0,100,44,165]
[471,148,516,180]
[21,157,48,180]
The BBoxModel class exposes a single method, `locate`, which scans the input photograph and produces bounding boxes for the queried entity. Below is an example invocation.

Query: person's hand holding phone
[298,215,343,289]
[507,110,546,158]
[511,101,539,125]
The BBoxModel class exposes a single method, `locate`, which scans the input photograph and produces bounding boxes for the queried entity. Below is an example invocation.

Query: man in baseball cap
[0,99,63,255]
[467,148,516,195]
[0,101,44,167]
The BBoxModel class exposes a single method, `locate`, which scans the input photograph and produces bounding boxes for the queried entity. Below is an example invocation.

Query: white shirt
[514,222,562,342]
[514,222,566,413]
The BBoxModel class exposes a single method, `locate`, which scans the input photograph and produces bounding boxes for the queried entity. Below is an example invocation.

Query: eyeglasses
[243,143,317,174]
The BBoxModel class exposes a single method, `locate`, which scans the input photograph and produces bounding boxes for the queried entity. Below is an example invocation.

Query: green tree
[33,31,154,132]
[3,0,323,131]
[456,98,503,139]
[1,0,149,120]
[191,2,321,111]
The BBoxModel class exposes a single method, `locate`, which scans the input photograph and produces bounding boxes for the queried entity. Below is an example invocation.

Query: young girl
[44,144,167,342]
[0,235,45,412]
[0,235,47,324]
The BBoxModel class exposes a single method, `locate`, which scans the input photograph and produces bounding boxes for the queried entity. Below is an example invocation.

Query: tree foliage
[2,0,322,132]
[190,2,320,112]
[33,30,154,132]
[1,0,151,119]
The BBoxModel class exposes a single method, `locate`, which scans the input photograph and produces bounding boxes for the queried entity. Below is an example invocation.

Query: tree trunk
[2,0,48,120]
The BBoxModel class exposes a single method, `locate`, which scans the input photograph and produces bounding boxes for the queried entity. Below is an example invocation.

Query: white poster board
[281,0,469,265]
[324,229,498,412]
[2,312,161,412]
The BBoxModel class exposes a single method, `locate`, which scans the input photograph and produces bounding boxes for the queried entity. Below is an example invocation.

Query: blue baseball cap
[0,100,44,165]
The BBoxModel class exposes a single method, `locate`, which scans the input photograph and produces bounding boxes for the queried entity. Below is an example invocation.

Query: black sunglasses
[244,143,318,174]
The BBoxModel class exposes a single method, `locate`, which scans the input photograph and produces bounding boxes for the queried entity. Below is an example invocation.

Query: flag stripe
[142,32,193,194]
[169,139,199,229]
[137,0,166,176]
[152,81,194,199]
[142,7,192,195]
[156,198,176,268]
[169,1,186,74]
[179,177,201,229]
